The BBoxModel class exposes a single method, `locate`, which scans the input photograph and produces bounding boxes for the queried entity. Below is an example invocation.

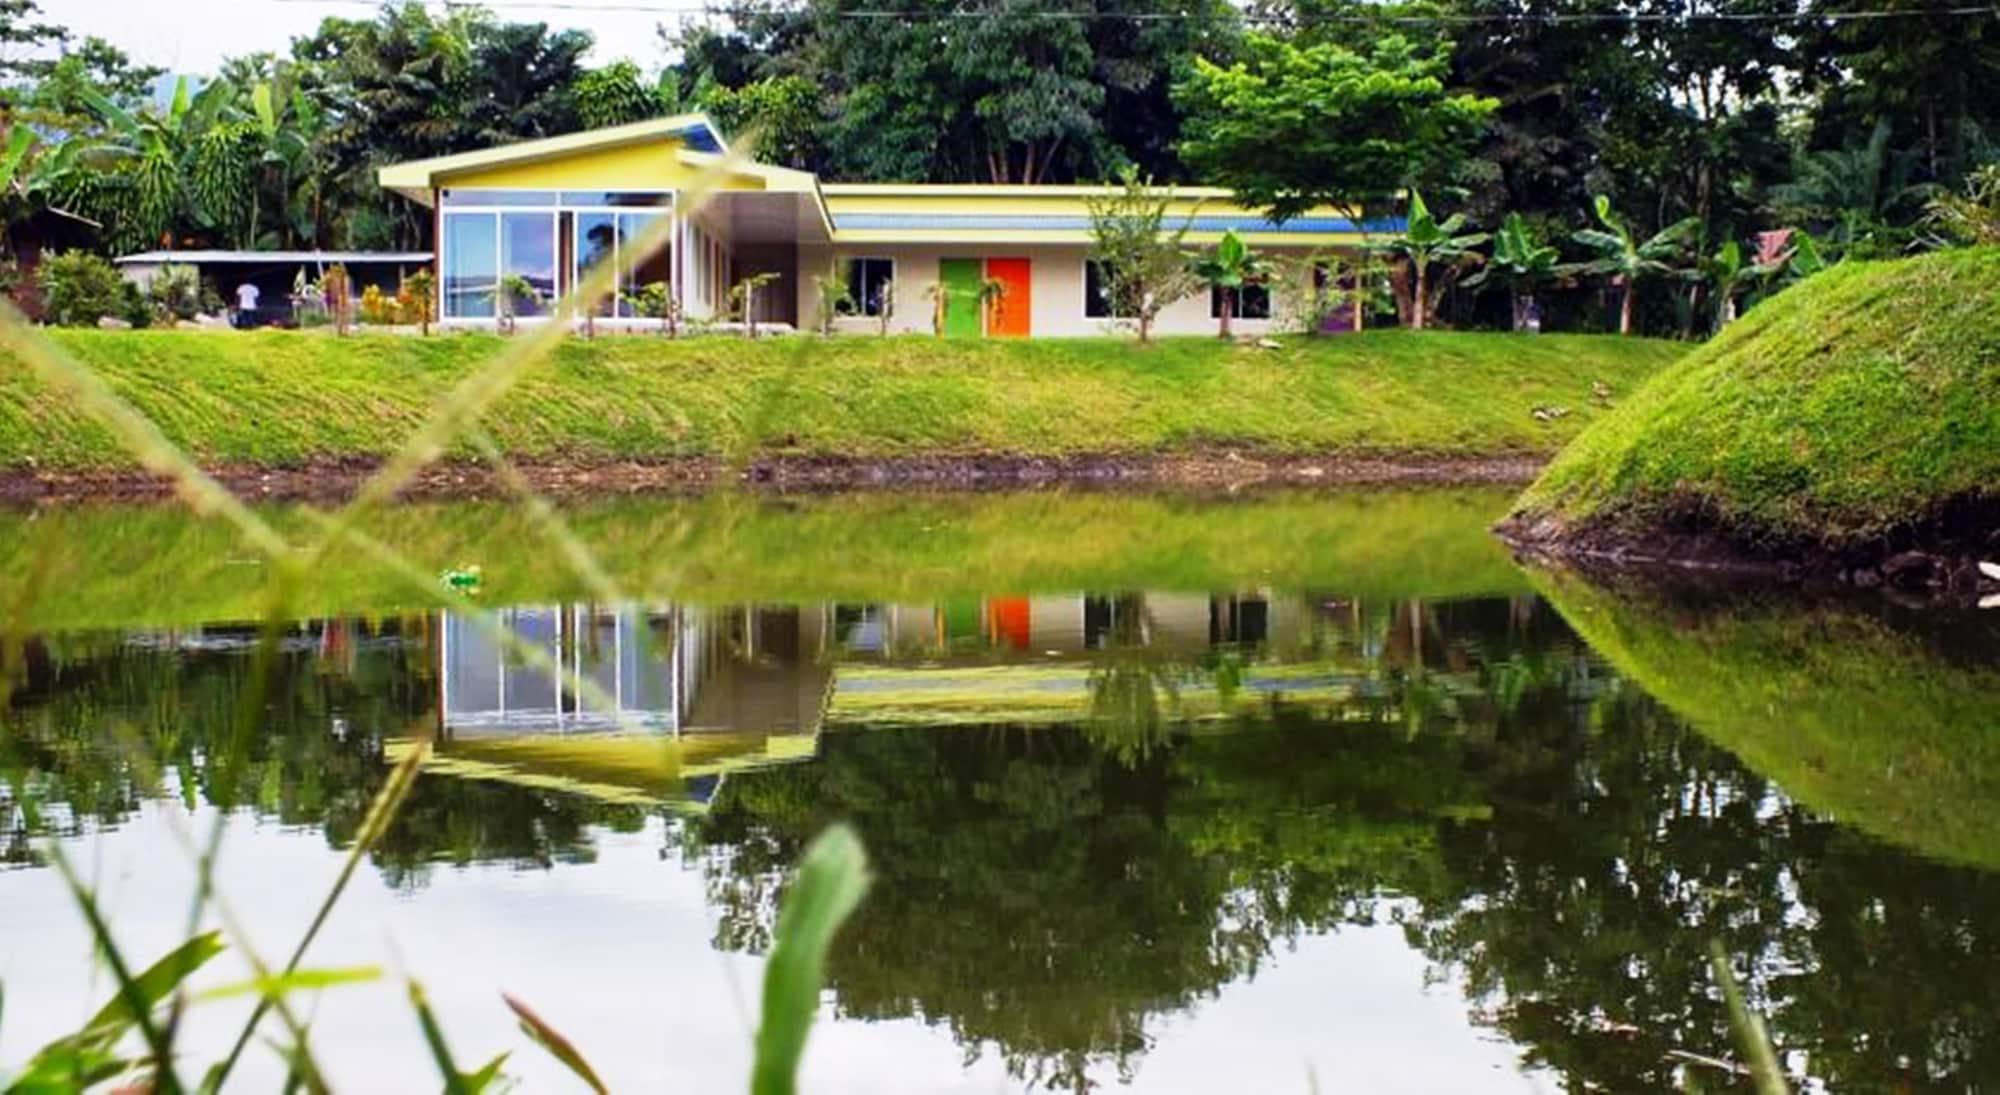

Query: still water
[3,488,1998,1092]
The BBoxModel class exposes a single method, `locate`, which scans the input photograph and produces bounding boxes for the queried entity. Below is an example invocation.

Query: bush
[119,282,152,329]
[38,251,125,327]
[149,264,202,321]
[358,284,400,325]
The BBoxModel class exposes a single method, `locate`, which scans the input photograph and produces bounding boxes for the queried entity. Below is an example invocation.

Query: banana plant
[1693,239,1779,331]
[1570,195,1698,336]
[1372,191,1487,330]
[1190,229,1273,339]
[1463,212,1559,332]
[47,76,256,252]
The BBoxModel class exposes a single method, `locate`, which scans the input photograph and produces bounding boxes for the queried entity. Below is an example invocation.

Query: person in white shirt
[232,282,261,328]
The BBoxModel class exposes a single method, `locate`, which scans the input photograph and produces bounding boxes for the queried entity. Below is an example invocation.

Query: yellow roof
[376,113,729,203]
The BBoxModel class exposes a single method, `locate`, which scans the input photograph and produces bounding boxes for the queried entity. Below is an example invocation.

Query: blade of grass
[0,303,294,562]
[502,993,607,1095]
[1708,941,1787,1095]
[751,823,871,1095]
[409,980,473,1095]
[210,717,433,1086]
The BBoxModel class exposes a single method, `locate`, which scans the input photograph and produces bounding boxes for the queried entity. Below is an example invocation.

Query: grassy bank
[1511,248,2000,547]
[0,330,1683,470]
[1533,569,2000,870]
[0,488,1527,631]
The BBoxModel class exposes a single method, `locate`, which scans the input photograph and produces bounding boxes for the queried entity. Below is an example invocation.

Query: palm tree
[1570,196,1697,336]
[1692,239,1776,332]
[1463,213,1559,332]
[1373,191,1487,331]
[1190,229,1272,339]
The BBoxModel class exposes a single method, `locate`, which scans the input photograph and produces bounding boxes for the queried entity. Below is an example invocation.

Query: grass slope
[1533,569,2000,871]
[1513,248,2000,545]
[0,330,1682,470]
[0,488,1527,631]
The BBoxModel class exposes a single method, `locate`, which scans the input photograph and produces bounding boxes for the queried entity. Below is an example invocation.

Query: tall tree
[1175,32,1496,220]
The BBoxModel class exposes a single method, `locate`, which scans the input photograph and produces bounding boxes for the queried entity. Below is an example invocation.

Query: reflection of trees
[679,594,2000,1093]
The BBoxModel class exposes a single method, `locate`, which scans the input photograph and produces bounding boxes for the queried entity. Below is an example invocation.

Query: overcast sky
[45,0,674,76]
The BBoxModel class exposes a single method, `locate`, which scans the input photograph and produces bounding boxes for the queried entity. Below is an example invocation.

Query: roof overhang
[377,113,729,206]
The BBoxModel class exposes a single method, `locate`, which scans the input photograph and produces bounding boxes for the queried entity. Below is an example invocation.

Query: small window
[1084,259,1135,319]
[845,257,895,317]
[1211,281,1271,320]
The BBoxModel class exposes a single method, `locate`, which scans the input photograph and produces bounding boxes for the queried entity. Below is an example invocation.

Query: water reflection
[4,580,2000,1091]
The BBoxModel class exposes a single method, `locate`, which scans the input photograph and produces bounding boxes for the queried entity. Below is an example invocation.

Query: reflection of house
[377,114,1398,337]
[421,604,833,808]
[438,603,832,736]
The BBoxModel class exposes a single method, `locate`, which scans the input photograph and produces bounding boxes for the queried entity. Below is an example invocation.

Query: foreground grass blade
[1709,942,1787,1095]
[751,824,871,1095]
[411,980,509,1095]
[211,722,433,1086]
[0,304,293,561]
[503,994,607,1095]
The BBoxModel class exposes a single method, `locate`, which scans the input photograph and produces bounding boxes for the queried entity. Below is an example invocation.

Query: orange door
[986,258,1032,337]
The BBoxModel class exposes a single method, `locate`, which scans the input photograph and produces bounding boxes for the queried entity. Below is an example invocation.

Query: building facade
[379,114,1396,338]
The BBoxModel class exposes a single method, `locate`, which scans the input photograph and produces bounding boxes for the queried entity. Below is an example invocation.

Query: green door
[939,258,983,338]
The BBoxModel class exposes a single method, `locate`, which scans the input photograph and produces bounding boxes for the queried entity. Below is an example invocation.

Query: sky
[44,0,678,76]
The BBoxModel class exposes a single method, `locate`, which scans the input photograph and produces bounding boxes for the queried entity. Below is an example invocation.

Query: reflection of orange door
[988,597,1031,649]
[986,258,1032,337]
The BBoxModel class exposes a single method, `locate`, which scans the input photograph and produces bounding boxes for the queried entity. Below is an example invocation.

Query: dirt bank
[0,449,1549,505]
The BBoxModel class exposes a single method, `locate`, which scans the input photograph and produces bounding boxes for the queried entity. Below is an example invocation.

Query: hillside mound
[1503,247,2000,585]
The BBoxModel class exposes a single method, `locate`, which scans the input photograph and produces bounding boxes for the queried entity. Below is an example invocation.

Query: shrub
[149,264,202,322]
[119,282,153,329]
[358,283,400,325]
[38,251,125,327]
[399,270,435,335]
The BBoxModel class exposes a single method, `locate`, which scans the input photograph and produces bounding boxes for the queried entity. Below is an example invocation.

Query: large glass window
[501,212,556,318]
[1211,281,1271,320]
[844,258,894,317]
[442,212,496,318]
[617,211,671,317]
[1084,260,1135,320]
[575,212,620,317]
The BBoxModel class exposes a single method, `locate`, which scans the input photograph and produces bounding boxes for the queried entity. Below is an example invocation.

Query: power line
[263,0,2000,23]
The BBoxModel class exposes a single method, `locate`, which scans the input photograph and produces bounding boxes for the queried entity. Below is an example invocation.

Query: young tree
[1190,229,1271,339]
[1085,167,1200,343]
[1176,33,1496,221]
[1571,196,1698,335]
[1372,192,1487,331]
[1463,212,1560,332]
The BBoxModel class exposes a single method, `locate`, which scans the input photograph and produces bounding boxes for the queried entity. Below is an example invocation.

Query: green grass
[1532,568,2000,871]
[1513,247,2000,545]
[0,329,1684,469]
[0,488,1527,631]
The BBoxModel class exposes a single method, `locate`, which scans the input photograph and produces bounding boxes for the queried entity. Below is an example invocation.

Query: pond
[3,488,1999,1092]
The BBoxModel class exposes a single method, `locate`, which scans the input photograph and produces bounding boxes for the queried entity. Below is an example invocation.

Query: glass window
[575,212,620,317]
[1211,281,1271,320]
[617,211,671,317]
[844,258,894,317]
[501,212,556,318]
[1084,260,1135,320]
[442,189,558,208]
[442,212,496,318]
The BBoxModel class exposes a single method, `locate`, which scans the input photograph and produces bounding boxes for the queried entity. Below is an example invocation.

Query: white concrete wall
[795,243,1340,338]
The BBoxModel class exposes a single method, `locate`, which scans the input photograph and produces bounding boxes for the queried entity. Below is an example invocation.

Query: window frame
[844,256,896,318]
[1210,279,1272,321]
[437,189,678,325]
[1083,259,1138,320]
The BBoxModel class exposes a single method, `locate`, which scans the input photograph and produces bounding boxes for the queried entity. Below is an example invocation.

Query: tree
[1085,167,1200,343]
[1189,229,1271,339]
[573,61,663,129]
[699,75,824,169]
[1176,33,1496,221]
[1464,212,1560,332]
[1921,164,2000,248]
[1570,195,1697,335]
[1372,191,1487,331]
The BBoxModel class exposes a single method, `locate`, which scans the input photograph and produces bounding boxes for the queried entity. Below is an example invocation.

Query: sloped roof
[376,113,728,201]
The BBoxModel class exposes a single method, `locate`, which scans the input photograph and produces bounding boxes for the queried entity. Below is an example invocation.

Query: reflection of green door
[939,258,983,338]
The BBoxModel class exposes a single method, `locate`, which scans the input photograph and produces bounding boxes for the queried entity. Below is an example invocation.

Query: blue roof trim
[832,213,1404,234]
[679,123,724,153]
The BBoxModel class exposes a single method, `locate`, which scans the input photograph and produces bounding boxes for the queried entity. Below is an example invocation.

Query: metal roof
[114,250,432,265]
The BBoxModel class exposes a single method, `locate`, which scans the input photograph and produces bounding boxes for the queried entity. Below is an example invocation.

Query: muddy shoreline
[1496,504,2000,604]
[0,450,1549,505]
